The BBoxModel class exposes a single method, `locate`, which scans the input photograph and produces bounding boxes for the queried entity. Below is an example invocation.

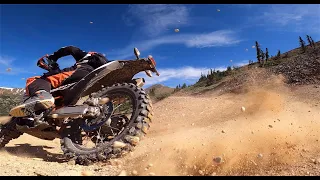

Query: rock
[118,170,127,176]
[81,171,93,176]
[94,168,102,172]
[251,160,257,166]
[268,125,273,128]
[211,172,217,176]
[311,159,317,164]
[221,130,225,133]
[147,163,153,168]
[34,171,49,176]
[16,169,21,173]
[213,156,223,164]
[302,148,307,152]
[191,123,195,126]
[198,170,204,175]
[113,141,127,148]
[67,160,76,165]
[241,106,246,112]
[258,153,263,158]
[125,136,140,145]
[131,170,138,175]
[148,172,156,176]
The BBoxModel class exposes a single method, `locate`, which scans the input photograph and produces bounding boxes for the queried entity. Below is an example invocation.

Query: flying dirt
[0,72,319,176]
[122,75,320,176]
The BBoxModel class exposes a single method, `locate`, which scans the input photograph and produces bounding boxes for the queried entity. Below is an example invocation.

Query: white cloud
[256,5,320,33]
[134,66,210,86]
[124,4,190,37]
[0,56,34,75]
[134,66,232,87]
[0,56,14,67]
[133,59,249,87]
[108,30,242,60]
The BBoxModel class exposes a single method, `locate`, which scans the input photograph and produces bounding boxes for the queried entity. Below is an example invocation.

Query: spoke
[77,93,135,148]
[112,111,133,116]
[107,124,121,131]
[113,104,123,111]
[95,127,102,147]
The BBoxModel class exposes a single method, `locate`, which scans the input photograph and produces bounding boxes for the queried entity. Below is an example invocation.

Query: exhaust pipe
[50,97,110,119]
[50,106,100,119]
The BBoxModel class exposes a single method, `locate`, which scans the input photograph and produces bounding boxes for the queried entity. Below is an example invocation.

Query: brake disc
[80,101,114,132]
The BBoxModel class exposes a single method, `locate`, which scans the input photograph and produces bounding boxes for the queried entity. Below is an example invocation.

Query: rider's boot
[9,90,55,117]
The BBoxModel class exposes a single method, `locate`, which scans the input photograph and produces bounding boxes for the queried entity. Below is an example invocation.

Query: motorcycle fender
[80,61,124,94]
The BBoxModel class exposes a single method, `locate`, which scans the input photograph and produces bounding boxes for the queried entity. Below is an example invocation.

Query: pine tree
[265,48,269,61]
[276,50,281,59]
[306,35,312,47]
[255,41,261,63]
[299,36,306,53]
[181,83,187,89]
[309,36,316,47]
[260,49,265,61]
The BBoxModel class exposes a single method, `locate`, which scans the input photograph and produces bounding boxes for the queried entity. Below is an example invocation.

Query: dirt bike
[0,48,159,165]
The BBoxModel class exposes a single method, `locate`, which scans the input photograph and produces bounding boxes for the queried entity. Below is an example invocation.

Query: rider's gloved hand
[49,61,60,71]
[45,56,60,71]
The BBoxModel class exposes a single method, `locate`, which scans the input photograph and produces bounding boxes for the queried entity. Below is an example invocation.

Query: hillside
[174,40,320,96]
[0,88,24,116]
[145,84,175,102]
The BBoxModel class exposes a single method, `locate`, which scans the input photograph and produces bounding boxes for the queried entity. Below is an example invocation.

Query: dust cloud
[123,75,320,176]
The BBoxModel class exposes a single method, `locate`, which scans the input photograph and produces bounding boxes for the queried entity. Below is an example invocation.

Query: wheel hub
[80,101,114,131]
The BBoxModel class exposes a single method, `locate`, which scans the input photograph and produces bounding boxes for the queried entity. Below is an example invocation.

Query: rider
[9,46,108,117]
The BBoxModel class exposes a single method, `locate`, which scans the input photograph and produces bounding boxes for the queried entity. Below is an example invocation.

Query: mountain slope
[0,87,24,115]
[145,84,175,102]
[0,87,25,95]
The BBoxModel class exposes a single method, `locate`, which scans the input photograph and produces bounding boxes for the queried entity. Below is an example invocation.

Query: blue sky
[0,4,319,88]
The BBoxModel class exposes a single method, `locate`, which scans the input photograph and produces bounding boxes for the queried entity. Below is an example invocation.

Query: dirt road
[1,78,319,176]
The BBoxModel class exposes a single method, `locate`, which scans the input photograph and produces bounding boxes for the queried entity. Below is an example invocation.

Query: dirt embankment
[0,75,320,176]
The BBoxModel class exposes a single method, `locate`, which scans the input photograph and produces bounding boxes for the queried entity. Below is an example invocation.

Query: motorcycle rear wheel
[60,83,153,165]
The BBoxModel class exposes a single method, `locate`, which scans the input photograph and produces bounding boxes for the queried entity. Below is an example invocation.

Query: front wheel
[60,83,154,165]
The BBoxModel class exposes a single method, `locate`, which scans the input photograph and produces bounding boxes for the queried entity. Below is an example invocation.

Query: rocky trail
[0,77,320,176]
